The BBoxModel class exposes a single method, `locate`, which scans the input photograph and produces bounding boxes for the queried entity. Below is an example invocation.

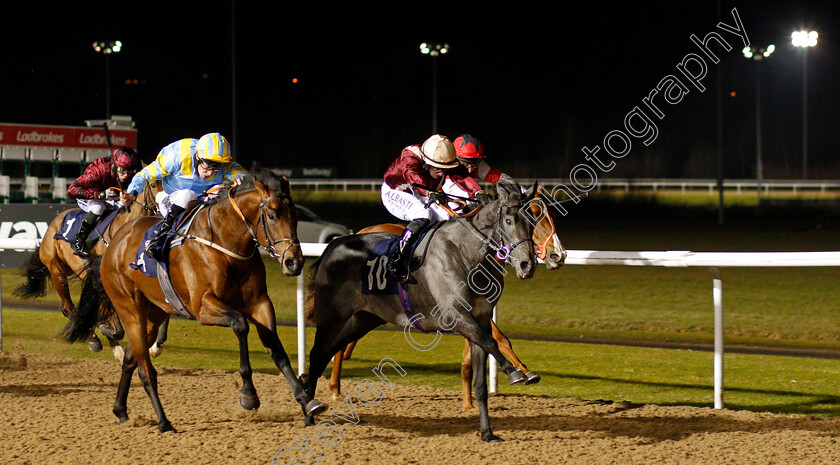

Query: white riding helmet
[420,135,459,169]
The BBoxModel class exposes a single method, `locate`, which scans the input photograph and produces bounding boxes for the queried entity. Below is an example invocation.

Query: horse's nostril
[285,258,297,269]
[550,253,563,262]
[520,260,531,271]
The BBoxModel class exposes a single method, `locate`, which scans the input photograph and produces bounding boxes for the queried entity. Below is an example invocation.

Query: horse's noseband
[472,202,533,264]
[257,194,300,259]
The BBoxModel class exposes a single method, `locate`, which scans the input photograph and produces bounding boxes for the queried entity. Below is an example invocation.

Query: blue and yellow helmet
[196,133,232,164]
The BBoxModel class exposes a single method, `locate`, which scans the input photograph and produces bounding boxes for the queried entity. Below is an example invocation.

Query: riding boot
[145,205,186,260]
[72,211,101,257]
[386,218,431,283]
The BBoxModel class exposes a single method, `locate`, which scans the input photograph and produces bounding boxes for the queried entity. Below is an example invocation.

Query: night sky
[3,1,839,179]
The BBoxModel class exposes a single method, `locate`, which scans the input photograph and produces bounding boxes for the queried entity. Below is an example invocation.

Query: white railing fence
[3,239,840,410]
[281,178,840,195]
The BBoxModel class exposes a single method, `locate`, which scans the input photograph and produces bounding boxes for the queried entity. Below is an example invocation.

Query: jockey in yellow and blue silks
[122,132,246,260]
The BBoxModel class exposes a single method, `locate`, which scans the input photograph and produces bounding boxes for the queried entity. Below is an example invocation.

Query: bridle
[468,200,534,263]
[227,184,300,260]
[531,197,558,260]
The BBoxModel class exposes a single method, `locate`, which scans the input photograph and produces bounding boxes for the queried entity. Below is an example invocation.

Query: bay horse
[302,180,536,442]
[326,183,567,411]
[64,166,327,432]
[13,179,164,360]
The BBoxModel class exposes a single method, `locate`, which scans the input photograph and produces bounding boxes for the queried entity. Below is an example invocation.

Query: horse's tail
[62,254,112,343]
[12,244,49,300]
[304,256,323,324]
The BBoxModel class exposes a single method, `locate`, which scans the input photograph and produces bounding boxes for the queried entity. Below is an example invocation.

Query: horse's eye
[268,214,276,220]
[505,219,512,225]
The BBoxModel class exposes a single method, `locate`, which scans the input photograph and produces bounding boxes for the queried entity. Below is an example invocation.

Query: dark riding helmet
[112,147,141,172]
[453,134,485,164]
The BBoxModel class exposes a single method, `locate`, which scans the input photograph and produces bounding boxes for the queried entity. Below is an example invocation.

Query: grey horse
[301,181,537,442]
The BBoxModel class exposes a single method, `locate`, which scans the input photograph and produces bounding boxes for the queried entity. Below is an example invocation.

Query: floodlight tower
[743,44,774,202]
[791,30,818,179]
[420,42,449,134]
[92,40,122,120]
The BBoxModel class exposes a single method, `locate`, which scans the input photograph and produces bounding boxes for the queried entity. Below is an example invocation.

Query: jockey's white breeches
[76,198,120,216]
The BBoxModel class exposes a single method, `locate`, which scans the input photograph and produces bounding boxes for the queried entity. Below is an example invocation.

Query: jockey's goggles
[198,158,225,170]
[115,166,136,175]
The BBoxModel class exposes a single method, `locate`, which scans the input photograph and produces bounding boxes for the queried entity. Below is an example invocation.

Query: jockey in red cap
[67,147,141,257]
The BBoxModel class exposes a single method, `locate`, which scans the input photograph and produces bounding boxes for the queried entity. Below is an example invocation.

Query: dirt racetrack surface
[2,353,839,465]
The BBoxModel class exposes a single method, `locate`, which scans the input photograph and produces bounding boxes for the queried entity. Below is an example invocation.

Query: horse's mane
[215,162,289,201]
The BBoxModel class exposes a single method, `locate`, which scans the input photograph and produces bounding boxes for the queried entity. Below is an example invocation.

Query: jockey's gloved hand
[474,192,492,205]
[428,191,448,205]
[98,189,119,200]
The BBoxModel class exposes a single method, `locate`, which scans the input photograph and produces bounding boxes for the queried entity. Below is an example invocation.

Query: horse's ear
[254,179,269,197]
[280,176,291,196]
[524,181,538,200]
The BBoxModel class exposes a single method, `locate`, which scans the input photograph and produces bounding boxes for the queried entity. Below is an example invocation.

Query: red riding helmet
[453,134,485,163]
[112,147,141,172]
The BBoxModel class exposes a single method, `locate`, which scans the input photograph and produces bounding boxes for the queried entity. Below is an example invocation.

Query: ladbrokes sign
[0,123,137,150]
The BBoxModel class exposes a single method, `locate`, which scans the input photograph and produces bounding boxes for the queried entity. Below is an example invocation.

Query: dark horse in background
[65,166,327,432]
[13,179,164,361]
[327,182,568,411]
[303,181,537,442]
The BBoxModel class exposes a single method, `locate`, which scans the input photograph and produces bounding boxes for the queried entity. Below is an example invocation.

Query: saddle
[364,221,443,294]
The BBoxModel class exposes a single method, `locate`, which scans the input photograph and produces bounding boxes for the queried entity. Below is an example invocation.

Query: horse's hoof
[482,433,504,443]
[113,346,125,365]
[508,369,527,385]
[524,371,541,385]
[149,343,162,358]
[158,420,176,433]
[88,337,103,353]
[239,393,261,411]
[305,400,328,417]
[114,411,129,423]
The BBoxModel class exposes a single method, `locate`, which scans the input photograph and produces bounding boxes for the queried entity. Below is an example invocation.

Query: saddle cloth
[128,206,202,278]
[362,221,443,295]
[54,208,120,246]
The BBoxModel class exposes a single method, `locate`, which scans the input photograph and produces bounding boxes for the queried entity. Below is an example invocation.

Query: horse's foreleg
[457,320,526,385]
[490,320,539,385]
[342,340,357,360]
[461,339,473,410]
[329,347,345,400]
[198,302,259,411]
[247,298,326,421]
[149,316,170,358]
[470,341,502,443]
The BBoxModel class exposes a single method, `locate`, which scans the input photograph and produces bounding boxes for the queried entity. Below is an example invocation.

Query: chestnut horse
[326,184,567,410]
[64,166,327,432]
[13,179,163,360]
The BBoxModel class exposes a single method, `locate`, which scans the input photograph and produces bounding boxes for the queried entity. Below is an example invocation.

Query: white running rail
[4,239,840,410]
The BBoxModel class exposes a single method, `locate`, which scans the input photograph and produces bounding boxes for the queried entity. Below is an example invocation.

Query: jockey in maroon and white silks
[381,135,482,223]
